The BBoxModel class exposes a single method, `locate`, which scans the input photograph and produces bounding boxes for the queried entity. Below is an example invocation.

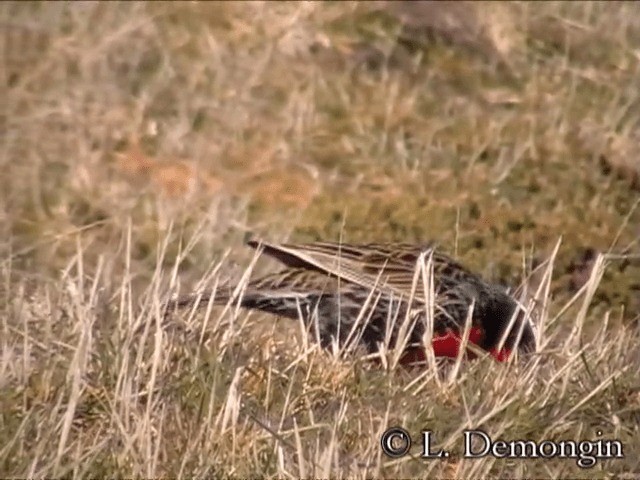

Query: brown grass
[2,1,640,478]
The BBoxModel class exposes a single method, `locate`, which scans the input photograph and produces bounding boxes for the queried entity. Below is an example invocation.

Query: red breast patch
[399,327,512,366]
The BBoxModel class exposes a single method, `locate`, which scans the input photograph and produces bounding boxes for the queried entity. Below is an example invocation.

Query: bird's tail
[163,284,238,318]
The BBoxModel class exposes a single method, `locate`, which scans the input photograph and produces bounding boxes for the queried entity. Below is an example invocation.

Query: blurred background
[3,1,639,317]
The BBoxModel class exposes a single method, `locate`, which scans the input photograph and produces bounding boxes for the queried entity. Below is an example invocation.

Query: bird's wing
[246,240,479,301]
[246,267,339,294]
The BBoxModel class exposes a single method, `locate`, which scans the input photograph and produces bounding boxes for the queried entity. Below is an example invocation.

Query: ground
[1,2,640,478]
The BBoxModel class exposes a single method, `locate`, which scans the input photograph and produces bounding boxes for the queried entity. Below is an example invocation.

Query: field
[2,2,640,478]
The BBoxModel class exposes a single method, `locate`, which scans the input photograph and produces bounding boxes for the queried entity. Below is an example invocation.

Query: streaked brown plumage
[166,239,536,364]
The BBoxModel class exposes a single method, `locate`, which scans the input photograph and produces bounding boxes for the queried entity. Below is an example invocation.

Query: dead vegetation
[1,2,640,478]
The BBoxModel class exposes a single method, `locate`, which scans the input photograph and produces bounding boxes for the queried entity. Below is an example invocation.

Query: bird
[166,239,536,366]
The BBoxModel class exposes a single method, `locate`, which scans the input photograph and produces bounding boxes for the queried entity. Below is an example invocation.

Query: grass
[2,1,640,478]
